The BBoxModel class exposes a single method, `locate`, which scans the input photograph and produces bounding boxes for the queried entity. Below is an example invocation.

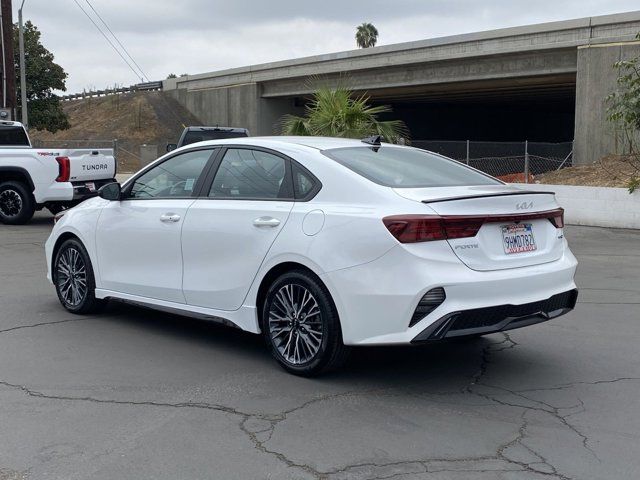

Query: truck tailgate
[59,149,116,182]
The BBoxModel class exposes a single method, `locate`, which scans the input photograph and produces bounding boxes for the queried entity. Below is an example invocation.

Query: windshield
[182,130,248,146]
[322,146,501,188]
[0,126,30,147]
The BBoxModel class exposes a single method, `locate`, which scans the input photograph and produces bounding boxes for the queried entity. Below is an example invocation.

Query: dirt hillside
[536,155,638,188]
[30,92,201,172]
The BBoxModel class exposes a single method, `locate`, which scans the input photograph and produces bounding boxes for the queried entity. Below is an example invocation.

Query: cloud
[12,0,640,93]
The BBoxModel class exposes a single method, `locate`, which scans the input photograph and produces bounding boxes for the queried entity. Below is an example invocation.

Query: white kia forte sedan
[45,136,578,376]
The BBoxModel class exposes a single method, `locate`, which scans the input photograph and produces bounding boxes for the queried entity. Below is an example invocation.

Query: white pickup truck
[0,121,116,224]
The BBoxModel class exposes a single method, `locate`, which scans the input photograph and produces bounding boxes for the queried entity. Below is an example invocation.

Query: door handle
[253,216,280,228]
[160,213,181,223]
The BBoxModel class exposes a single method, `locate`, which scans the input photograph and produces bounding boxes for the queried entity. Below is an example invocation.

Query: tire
[261,270,350,376]
[53,238,106,314]
[0,181,35,225]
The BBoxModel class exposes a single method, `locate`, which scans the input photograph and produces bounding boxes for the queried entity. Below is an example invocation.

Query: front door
[182,147,294,310]
[95,148,216,302]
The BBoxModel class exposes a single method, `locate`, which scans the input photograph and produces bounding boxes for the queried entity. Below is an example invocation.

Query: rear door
[181,147,294,310]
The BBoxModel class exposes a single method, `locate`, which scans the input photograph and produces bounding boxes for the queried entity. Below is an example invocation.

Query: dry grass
[29,92,200,172]
[535,155,639,188]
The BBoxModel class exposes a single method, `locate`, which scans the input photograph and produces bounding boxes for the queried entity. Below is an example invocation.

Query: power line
[83,0,149,82]
[72,0,143,82]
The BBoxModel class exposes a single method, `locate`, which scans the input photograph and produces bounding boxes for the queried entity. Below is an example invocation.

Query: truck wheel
[0,181,35,225]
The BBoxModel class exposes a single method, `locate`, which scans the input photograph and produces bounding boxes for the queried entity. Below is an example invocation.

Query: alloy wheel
[268,283,324,365]
[0,189,23,218]
[56,247,88,307]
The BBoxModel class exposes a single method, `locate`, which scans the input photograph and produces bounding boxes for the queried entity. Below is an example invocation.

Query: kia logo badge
[516,201,534,210]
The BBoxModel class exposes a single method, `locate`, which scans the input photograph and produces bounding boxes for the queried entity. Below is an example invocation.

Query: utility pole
[18,0,27,128]
[0,0,16,117]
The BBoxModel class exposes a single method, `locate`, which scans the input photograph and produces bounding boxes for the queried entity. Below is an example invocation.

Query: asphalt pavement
[1,212,639,480]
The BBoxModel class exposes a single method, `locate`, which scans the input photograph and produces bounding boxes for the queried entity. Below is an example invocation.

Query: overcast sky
[11,0,640,93]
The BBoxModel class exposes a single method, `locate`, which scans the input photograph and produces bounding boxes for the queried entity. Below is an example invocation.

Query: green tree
[280,84,408,142]
[606,32,640,192]
[13,21,69,132]
[355,22,379,48]
[166,73,177,79]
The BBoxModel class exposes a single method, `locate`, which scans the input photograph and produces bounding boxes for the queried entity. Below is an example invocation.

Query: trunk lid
[393,185,565,271]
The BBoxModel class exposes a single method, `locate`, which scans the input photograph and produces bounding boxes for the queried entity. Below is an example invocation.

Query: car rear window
[322,146,500,188]
[183,130,248,146]
[0,126,30,147]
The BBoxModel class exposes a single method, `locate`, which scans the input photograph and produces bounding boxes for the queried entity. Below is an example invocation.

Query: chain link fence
[412,140,573,182]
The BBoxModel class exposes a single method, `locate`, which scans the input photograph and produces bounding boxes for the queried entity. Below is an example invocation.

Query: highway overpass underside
[358,74,576,142]
[258,74,577,142]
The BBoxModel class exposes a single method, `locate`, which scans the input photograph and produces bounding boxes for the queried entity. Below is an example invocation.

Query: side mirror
[166,143,177,152]
[98,182,121,201]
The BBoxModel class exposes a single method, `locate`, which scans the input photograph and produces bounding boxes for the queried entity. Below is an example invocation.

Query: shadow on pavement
[100,300,539,390]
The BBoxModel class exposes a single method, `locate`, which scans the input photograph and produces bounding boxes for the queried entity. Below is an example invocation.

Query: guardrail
[61,81,163,101]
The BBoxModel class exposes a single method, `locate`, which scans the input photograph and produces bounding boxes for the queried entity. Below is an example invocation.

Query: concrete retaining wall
[165,83,261,134]
[514,183,640,229]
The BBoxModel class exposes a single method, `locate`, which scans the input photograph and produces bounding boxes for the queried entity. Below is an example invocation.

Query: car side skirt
[94,289,260,333]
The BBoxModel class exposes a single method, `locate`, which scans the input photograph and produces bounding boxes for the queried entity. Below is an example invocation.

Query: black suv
[167,126,249,152]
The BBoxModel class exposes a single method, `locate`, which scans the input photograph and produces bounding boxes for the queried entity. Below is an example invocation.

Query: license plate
[85,182,96,192]
[501,223,537,254]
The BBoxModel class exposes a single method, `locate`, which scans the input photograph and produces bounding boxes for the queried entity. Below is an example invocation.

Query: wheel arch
[255,261,342,333]
[50,232,83,282]
[0,167,35,192]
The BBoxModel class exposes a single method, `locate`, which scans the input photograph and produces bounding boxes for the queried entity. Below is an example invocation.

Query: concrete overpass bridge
[163,11,640,165]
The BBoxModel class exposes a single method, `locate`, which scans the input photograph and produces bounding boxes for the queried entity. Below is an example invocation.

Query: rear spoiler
[421,190,556,204]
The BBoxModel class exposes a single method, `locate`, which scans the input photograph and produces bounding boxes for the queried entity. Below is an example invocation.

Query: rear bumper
[411,289,578,343]
[35,179,115,205]
[71,178,115,200]
[321,242,578,346]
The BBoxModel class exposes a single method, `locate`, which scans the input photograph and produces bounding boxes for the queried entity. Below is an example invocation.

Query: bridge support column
[574,41,640,165]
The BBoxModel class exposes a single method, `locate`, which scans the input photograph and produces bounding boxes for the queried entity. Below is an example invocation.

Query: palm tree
[280,85,408,142]
[355,23,379,49]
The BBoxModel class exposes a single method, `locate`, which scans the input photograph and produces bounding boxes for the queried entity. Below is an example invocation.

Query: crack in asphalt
[0,317,97,335]
[0,376,575,480]
[475,382,600,461]
[516,376,640,393]
[0,322,631,479]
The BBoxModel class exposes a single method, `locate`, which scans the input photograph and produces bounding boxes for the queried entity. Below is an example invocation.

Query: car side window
[129,150,213,199]
[293,164,317,199]
[209,149,288,199]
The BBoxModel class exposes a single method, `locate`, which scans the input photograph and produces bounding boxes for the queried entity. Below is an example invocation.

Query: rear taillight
[383,215,447,243]
[548,209,565,228]
[383,215,482,243]
[383,208,565,244]
[55,156,70,182]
